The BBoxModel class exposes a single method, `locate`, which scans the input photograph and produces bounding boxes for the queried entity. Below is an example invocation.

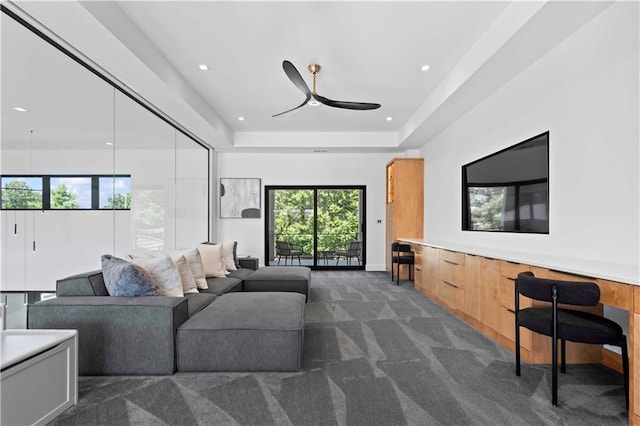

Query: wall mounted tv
[462,131,549,234]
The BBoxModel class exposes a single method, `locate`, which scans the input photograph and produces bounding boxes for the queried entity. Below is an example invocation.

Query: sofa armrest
[238,257,259,270]
[27,296,189,375]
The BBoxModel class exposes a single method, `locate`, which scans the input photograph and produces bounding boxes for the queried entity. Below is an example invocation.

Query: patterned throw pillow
[131,254,184,297]
[101,255,159,297]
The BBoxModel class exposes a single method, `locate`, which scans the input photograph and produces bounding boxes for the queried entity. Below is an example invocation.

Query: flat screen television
[462,131,549,233]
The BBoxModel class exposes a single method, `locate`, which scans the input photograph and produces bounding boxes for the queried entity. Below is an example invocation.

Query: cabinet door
[423,246,439,298]
[464,255,482,321]
[412,244,424,291]
[481,257,501,334]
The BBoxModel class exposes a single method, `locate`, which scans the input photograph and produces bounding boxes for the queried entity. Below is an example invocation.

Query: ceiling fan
[273,60,381,117]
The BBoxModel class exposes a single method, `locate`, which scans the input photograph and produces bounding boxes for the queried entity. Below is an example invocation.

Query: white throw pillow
[221,241,237,272]
[172,248,208,289]
[198,243,227,278]
[131,254,184,297]
[171,255,199,294]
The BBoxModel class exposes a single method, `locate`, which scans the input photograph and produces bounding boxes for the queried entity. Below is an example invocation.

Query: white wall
[215,152,397,270]
[419,3,639,284]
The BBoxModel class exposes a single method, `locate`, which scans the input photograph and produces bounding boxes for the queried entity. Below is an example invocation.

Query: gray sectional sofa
[27,261,310,375]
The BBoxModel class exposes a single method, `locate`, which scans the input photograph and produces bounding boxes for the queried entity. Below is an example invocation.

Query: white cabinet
[1,330,78,425]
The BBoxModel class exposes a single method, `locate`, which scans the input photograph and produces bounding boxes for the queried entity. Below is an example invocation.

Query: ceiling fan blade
[312,93,381,110]
[282,60,312,97]
[272,96,311,117]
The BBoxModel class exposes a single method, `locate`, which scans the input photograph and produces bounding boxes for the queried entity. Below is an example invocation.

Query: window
[1,175,131,210]
[0,176,43,209]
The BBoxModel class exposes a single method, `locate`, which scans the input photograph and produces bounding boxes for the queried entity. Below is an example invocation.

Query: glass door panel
[269,189,314,266]
[266,186,365,269]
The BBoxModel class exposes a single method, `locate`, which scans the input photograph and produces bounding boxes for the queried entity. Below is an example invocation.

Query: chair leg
[560,339,566,374]
[552,337,558,406]
[391,261,395,282]
[277,256,281,265]
[515,323,521,377]
[622,337,630,410]
[297,255,301,266]
[396,263,400,285]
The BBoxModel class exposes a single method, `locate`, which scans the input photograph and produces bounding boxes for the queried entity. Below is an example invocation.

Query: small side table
[1,329,78,425]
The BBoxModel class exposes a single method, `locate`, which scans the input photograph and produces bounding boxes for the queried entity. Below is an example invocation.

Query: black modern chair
[275,240,302,265]
[391,242,414,285]
[335,241,362,266]
[515,271,628,409]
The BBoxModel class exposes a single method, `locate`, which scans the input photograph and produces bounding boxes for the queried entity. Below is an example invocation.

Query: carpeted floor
[50,271,628,425]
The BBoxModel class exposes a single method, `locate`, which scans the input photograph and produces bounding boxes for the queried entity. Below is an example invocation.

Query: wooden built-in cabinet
[407,241,637,421]
[407,241,633,370]
[386,158,423,279]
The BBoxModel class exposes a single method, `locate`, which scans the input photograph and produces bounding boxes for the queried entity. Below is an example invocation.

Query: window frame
[1,174,132,211]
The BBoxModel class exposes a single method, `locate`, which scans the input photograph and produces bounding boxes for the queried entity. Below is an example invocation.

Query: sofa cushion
[228,268,255,280]
[184,293,217,317]
[102,255,159,297]
[176,292,305,372]
[57,270,109,297]
[201,277,243,296]
[243,266,310,301]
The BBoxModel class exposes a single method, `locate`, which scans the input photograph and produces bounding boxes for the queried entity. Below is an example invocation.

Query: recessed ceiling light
[386,116,393,121]
[421,65,431,72]
[308,100,321,106]
[13,106,27,112]
[105,142,113,146]
[198,64,209,71]
[238,116,245,121]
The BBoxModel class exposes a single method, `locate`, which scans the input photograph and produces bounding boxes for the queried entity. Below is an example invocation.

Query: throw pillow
[171,254,199,294]
[203,241,240,268]
[221,241,237,271]
[172,248,208,289]
[198,243,227,278]
[131,254,184,297]
[101,254,159,297]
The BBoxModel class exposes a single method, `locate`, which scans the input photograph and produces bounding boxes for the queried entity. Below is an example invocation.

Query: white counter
[398,238,639,286]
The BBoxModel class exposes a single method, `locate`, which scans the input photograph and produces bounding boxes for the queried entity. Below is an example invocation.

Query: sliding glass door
[265,186,366,269]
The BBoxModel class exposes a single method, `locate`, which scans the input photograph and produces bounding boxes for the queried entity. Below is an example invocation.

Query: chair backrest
[516,271,600,306]
[347,241,362,256]
[391,243,411,254]
[276,240,291,256]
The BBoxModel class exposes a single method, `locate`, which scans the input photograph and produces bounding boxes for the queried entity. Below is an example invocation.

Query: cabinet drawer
[499,276,531,311]
[500,261,530,279]
[439,259,465,288]
[500,307,531,350]
[439,249,465,265]
[438,279,464,312]
[411,243,423,254]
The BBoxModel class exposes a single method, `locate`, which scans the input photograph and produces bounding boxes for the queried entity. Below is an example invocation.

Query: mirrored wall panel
[1,10,210,292]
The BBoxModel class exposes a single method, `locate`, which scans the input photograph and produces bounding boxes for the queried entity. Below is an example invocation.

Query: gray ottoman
[243,266,311,301]
[176,292,305,372]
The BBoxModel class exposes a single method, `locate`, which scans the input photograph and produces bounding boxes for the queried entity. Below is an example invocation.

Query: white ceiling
[2,1,613,152]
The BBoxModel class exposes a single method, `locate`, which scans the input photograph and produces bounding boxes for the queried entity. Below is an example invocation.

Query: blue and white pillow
[101,255,159,297]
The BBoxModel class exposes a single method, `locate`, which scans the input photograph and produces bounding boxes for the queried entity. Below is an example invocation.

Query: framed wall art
[220,178,261,218]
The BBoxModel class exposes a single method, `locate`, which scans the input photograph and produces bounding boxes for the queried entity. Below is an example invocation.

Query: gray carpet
[50,271,627,425]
